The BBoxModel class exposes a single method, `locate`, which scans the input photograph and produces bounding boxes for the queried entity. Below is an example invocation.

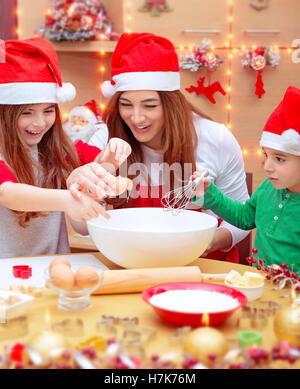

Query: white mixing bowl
[87,208,217,269]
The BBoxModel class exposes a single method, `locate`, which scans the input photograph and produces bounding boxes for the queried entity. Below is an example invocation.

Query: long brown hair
[0,104,80,227]
[103,90,211,208]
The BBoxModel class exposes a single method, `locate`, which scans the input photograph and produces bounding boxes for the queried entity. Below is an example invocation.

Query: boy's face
[263,147,300,193]
[17,103,56,147]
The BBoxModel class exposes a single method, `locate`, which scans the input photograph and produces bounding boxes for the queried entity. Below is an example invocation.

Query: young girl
[67,32,250,263]
[192,86,300,272]
[0,37,130,258]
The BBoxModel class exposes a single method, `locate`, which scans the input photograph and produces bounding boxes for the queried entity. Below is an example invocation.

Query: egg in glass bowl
[44,257,103,312]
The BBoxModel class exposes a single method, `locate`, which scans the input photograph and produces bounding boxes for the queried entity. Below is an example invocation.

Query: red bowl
[142,282,247,327]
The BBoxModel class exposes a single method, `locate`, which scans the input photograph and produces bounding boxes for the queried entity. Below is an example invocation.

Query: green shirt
[192,179,300,272]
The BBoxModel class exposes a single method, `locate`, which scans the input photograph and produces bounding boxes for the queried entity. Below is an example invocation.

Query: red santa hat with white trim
[260,86,300,156]
[101,32,180,98]
[0,37,76,105]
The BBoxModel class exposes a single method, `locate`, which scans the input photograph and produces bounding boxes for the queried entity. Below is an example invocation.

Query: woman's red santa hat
[101,32,180,98]
[0,37,76,104]
[260,86,300,156]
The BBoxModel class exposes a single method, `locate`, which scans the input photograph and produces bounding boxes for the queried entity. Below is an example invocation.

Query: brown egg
[74,266,100,289]
[49,256,71,271]
[50,264,75,290]
[115,176,133,196]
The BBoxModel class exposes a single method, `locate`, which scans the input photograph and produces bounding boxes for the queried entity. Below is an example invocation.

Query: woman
[67,32,250,262]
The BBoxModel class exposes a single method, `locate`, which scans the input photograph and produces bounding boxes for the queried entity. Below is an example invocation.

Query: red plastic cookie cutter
[13,265,32,279]
[9,343,25,362]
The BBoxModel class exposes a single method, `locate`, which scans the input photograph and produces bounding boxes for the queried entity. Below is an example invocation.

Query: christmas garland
[139,0,173,17]
[239,46,280,98]
[179,38,225,72]
[179,39,226,104]
[44,0,119,42]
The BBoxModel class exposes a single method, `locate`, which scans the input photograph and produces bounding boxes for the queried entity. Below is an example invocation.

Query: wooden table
[0,252,285,357]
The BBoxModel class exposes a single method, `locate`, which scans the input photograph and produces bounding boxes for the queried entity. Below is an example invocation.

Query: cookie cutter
[242,300,281,316]
[96,315,139,338]
[237,300,280,329]
[51,318,84,337]
[123,324,156,344]
[168,326,192,345]
[12,265,32,279]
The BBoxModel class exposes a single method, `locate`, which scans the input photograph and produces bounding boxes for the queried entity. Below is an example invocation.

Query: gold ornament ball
[274,303,300,346]
[183,327,229,365]
[29,330,69,357]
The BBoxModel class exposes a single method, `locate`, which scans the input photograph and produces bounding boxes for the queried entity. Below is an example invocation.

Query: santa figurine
[63,99,103,143]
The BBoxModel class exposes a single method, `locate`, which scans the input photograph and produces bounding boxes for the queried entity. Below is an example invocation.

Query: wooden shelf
[51,40,117,53]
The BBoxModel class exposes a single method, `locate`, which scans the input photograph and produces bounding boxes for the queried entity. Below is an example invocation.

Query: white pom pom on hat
[101,81,116,98]
[56,82,76,103]
[260,86,300,156]
[281,129,300,151]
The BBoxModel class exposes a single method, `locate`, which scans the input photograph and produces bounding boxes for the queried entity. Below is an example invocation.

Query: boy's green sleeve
[192,182,257,230]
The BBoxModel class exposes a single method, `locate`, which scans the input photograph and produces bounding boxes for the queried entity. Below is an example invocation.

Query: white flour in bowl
[149,289,239,313]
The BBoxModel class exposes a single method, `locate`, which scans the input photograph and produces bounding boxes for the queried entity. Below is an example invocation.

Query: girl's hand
[64,191,110,221]
[96,138,132,171]
[190,171,211,198]
[67,162,117,200]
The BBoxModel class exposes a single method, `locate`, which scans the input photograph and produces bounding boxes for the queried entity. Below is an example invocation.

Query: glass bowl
[44,263,103,312]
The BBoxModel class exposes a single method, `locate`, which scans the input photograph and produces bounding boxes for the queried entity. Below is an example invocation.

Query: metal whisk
[161,170,208,215]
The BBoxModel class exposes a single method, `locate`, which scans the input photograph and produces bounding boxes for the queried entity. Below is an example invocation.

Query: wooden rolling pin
[93,266,228,295]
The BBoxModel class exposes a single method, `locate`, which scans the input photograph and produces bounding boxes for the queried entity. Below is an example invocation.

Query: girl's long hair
[0,104,80,227]
[103,90,211,208]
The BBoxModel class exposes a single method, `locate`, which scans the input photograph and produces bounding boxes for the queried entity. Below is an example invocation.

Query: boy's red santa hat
[260,86,300,156]
[0,37,76,104]
[101,32,180,98]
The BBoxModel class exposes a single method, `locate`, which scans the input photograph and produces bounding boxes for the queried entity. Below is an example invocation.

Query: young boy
[192,86,300,272]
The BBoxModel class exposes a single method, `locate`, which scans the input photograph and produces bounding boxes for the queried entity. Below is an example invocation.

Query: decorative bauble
[274,300,300,346]
[183,327,229,366]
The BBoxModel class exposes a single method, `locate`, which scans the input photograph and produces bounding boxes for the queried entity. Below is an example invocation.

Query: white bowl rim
[87,207,218,233]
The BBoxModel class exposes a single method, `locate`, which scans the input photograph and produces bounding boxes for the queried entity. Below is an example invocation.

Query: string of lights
[15,1,298,154]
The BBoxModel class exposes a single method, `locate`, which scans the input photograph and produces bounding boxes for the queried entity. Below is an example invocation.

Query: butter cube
[244,271,264,287]
[225,270,244,286]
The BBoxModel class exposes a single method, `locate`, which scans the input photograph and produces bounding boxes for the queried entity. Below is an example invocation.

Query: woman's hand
[67,162,117,200]
[190,171,210,198]
[96,138,132,172]
[201,228,233,257]
[63,190,110,221]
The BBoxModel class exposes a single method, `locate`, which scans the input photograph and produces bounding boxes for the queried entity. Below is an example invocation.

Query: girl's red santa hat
[101,32,180,98]
[0,37,76,104]
[260,86,300,156]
